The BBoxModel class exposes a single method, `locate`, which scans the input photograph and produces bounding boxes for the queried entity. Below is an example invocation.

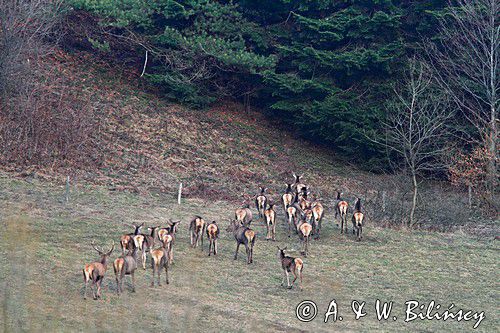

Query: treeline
[67,0,446,165]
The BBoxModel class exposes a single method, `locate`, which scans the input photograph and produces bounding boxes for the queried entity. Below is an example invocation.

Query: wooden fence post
[178,183,182,205]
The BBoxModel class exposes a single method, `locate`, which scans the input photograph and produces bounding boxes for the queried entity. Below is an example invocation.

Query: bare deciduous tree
[0,0,63,97]
[369,60,453,226]
[426,0,499,196]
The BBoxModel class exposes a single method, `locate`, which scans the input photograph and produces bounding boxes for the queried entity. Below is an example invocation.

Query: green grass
[0,176,498,332]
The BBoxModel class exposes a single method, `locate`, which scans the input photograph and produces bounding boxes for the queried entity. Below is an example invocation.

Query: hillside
[2,50,379,201]
[1,49,494,235]
[0,49,498,332]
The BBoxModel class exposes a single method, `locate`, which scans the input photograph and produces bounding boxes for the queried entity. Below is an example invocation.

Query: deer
[120,222,143,254]
[296,217,313,257]
[285,204,298,237]
[277,246,304,290]
[264,203,277,241]
[206,221,220,256]
[190,216,206,249]
[157,220,181,264]
[311,199,325,240]
[226,220,256,264]
[150,238,170,287]
[255,187,268,219]
[113,244,138,295]
[282,183,294,221]
[335,191,349,234]
[134,225,160,270]
[302,207,313,225]
[352,197,365,241]
[83,241,114,300]
[235,204,253,226]
[298,189,311,211]
[293,173,307,195]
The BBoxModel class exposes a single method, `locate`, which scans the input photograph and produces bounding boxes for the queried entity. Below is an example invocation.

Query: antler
[91,241,103,254]
[106,240,115,255]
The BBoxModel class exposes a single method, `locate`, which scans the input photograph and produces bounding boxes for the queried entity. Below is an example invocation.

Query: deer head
[92,240,114,262]
[168,219,181,234]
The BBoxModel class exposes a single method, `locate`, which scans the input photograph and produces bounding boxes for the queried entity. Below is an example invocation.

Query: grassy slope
[0,176,498,332]
[2,51,375,203]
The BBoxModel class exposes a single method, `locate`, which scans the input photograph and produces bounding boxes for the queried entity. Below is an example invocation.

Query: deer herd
[82,173,365,300]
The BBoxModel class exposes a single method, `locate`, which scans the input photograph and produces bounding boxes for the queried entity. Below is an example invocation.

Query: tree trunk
[244,92,250,114]
[487,105,497,194]
[409,172,418,227]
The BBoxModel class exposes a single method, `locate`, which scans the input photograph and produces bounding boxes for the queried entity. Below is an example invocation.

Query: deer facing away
[83,241,114,300]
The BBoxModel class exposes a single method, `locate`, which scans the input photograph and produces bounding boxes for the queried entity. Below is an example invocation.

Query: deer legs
[281,269,292,289]
[234,243,240,260]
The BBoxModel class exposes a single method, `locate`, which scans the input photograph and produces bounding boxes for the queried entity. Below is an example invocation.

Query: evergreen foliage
[68,0,447,166]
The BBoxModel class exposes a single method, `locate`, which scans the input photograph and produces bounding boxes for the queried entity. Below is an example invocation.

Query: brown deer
[264,203,277,241]
[297,186,310,203]
[134,226,160,270]
[235,204,253,226]
[335,191,349,234]
[311,199,324,240]
[190,216,206,249]
[120,223,143,254]
[277,246,304,290]
[293,173,307,194]
[206,221,220,256]
[282,183,294,219]
[299,191,311,211]
[255,187,268,219]
[150,238,170,287]
[83,241,114,300]
[302,207,313,225]
[226,220,256,264]
[296,218,313,257]
[286,204,298,237]
[113,245,139,295]
[157,220,181,264]
[352,197,365,241]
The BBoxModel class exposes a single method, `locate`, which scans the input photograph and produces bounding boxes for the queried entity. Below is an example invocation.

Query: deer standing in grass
[206,221,220,256]
[158,220,181,264]
[134,225,160,270]
[150,238,170,287]
[277,246,303,290]
[226,220,256,264]
[286,204,298,237]
[293,173,307,195]
[282,183,294,220]
[190,216,206,249]
[352,197,365,241]
[83,241,114,300]
[296,218,312,257]
[264,203,277,241]
[311,199,324,240]
[299,189,311,211]
[335,192,349,234]
[255,187,268,219]
[235,204,253,226]
[113,245,139,295]
[120,222,143,254]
